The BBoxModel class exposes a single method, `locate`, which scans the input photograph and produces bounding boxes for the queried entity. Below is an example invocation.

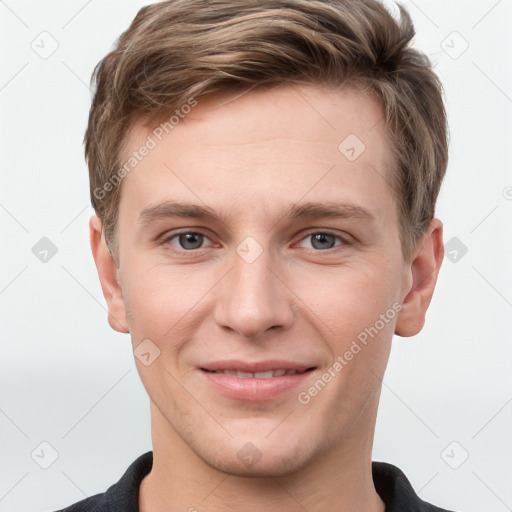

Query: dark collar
[55,451,453,512]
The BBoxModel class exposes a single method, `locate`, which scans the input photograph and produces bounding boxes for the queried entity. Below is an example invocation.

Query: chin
[205,451,308,478]
[193,435,316,478]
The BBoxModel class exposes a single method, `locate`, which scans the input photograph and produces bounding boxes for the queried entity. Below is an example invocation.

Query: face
[92,84,440,477]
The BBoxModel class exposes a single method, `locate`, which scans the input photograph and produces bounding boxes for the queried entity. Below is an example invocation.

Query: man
[57,0,454,510]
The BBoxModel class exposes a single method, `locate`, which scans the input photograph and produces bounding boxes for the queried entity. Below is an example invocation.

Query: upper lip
[200,360,316,373]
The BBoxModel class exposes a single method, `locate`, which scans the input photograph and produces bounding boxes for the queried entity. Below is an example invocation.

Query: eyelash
[160,229,352,253]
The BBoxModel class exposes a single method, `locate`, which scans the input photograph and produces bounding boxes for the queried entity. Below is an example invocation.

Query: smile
[201,368,308,378]
[199,366,316,401]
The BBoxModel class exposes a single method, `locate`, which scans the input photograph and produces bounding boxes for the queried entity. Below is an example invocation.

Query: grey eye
[310,233,336,250]
[177,233,204,250]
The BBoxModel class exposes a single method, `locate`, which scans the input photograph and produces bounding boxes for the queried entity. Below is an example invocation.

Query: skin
[90,84,444,512]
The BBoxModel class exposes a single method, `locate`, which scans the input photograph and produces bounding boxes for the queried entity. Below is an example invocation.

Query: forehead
[118,84,397,227]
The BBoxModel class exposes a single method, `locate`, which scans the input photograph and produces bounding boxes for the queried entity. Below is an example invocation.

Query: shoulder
[52,492,108,512]
[51,452,153,512]
[372,461,455,511]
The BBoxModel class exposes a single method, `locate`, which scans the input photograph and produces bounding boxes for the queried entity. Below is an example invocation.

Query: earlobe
[394,218,444,338]
[89,215,130,333]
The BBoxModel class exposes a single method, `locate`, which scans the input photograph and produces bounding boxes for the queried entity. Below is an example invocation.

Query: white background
[0,1,511,511]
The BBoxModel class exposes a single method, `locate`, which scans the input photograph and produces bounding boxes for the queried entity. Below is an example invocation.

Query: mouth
[198,361,317,401]
[201,368,314,378]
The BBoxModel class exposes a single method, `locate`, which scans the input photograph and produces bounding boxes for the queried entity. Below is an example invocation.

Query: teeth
[253,371,274,379]
[210,369,300,377]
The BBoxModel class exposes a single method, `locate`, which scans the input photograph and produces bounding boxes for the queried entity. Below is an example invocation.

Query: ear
[89,215,130,333]
[394,218,444,337]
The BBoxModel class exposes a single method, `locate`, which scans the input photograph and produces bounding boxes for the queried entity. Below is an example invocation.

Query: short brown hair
[85,0,448,262]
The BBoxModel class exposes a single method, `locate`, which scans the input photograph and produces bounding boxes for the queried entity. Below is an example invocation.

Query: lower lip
[200,369,314,401]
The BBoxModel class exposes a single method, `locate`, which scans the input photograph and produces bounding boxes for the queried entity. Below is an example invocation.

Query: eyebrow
[138,200,376,227]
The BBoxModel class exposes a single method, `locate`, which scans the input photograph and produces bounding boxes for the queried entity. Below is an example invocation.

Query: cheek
[121,259,215,342]
[291,258,402,340]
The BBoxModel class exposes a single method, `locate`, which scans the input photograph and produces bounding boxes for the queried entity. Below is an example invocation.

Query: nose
[213,246,294,339]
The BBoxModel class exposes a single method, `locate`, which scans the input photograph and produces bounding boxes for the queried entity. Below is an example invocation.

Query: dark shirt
[53,451,454,512]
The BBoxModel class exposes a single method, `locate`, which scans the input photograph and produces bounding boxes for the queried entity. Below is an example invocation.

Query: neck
[139,401,385,512]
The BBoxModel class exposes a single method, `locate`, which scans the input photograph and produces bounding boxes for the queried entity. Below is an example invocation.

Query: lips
[202,368,306,378]
[200,359,314,374]
[199,360,316,401]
